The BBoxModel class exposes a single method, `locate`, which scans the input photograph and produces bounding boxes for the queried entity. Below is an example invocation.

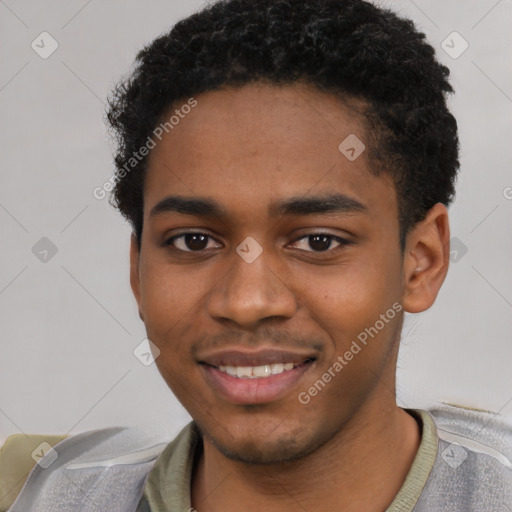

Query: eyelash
[165,232,351,254]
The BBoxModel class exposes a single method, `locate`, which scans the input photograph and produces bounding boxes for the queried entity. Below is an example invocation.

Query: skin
[130,82,450,511]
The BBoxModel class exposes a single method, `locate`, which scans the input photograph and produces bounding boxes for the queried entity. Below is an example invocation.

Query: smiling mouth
[199,354,317,404]
[201,359,315,379]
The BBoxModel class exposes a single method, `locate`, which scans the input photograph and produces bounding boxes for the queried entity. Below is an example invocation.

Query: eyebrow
[270,193,367,216]
[150,196,227,219]
[149,193,367,219]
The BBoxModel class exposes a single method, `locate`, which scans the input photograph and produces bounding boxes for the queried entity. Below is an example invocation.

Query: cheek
[138,263,207,393]
[303,260,400,327]
[295,255,404,384]
[137,258,204,342]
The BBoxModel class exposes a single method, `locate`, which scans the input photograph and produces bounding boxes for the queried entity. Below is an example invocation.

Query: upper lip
[198,348,317,368]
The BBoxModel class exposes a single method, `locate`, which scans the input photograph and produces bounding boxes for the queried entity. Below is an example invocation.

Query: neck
[191,396,421,512]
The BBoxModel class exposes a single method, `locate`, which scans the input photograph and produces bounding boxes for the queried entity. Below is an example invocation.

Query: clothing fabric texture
[6,403,512,511]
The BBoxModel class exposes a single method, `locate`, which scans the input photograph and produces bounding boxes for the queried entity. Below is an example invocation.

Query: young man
[4,0,511,511]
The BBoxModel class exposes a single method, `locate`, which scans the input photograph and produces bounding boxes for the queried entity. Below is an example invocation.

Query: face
[131,82,411,464]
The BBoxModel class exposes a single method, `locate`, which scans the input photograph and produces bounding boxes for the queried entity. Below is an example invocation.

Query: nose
[207,246,298,327]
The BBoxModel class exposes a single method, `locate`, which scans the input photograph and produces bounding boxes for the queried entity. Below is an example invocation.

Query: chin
[214,437,316,465]
[197,419,328,465]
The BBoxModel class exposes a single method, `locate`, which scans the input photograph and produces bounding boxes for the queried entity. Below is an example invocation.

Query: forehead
[143,83,397,220]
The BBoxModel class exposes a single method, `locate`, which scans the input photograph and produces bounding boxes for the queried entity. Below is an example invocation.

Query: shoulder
[1,424,175,512]
[0,434,67,512]
[416,403,512,511]
[428,402,512,471]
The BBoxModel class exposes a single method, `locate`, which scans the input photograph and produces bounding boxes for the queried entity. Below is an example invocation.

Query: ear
[402,203,450,313]
[130,232,144,322]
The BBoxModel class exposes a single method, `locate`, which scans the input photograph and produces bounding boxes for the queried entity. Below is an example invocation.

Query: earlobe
[402,203,450,313]
[129,233,144,322]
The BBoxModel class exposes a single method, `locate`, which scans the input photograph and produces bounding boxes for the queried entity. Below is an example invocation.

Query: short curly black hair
[107,0,459,250]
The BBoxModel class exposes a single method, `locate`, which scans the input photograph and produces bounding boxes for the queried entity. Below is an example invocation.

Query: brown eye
[168,233,220,252]
[308,234,333,252]
[291,233,348,253]
[183,233,208,250]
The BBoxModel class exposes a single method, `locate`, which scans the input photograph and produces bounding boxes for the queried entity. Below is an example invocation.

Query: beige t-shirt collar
[143,408,438,512]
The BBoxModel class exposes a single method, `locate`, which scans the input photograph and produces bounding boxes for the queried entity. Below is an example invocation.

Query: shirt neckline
[144,407,439,512]
[385,408,439,511]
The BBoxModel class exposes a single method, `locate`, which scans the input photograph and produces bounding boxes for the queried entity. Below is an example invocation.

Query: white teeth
[217,363,298,378]
[225,366,237,376]
[270,363,284,374]
[252,364,272,377]
[235,366,253,378]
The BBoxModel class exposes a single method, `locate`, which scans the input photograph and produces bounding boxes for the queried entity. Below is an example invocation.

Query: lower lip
[201,361,314,405]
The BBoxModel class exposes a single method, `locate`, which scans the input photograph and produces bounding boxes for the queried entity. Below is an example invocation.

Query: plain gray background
[1,0,511,444]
